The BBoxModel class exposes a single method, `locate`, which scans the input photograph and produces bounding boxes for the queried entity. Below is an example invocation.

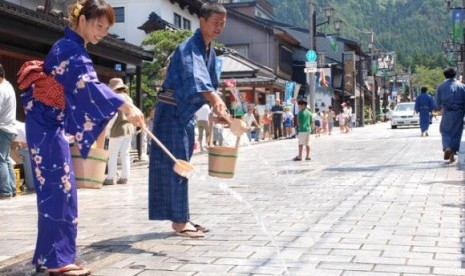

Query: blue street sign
[306,50,317,62]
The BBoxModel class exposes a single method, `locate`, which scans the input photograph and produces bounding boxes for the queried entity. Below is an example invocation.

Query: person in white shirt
[0,63,17,198]
[243,105,261,142]
[195,104,211,151]
[10,120,34,192]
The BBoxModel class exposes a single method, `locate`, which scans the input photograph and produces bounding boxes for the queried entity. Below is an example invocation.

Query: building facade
[108,0,202,46]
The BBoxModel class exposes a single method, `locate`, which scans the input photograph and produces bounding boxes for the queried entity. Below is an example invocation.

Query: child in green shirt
[293,99,312,161]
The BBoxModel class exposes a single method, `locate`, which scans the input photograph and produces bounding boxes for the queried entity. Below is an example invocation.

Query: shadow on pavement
[0,232,173,276]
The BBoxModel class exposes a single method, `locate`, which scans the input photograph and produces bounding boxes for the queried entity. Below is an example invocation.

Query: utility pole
[44,0,51,13]
[308,0,316,111]
[370,31,376,123]
[460,0,465,83]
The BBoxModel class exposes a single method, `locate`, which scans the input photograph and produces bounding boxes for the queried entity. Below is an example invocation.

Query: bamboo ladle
[143,127,195,179]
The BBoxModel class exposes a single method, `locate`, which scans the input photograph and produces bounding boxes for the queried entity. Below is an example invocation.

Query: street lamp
[445,0,452,10]
[308,1,338,112]
[319,6,335,26]
[333,18,344,35]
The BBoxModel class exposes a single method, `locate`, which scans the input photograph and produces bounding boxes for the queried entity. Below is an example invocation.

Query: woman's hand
[119,103,146,128]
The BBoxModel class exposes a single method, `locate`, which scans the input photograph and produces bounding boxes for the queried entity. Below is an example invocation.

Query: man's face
[200,13,226,43]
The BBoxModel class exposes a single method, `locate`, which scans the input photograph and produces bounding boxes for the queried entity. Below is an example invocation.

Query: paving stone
[2,122,465,275]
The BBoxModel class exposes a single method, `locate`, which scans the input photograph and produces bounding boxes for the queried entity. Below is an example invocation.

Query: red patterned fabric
[17,60,65,109]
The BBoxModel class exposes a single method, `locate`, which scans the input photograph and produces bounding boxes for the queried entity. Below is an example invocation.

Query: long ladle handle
[143,127,178,163]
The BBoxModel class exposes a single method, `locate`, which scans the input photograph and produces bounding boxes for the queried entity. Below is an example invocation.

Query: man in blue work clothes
[271,99,284,139]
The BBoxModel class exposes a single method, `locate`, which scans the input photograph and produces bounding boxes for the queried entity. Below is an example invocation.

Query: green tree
[137,29,193,115]
[411,66,444,96]
[268,0,450,69]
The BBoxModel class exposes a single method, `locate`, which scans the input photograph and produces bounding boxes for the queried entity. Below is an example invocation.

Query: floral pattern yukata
[148,29,218,222]
[18,27,124,269]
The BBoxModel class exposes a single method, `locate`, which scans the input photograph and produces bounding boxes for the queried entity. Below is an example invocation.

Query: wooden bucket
[208,146,238,178]
[70,132,108,189]
[207,120,240,179]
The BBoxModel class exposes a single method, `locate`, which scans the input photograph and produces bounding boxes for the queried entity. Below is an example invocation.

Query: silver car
[390,102,419,129]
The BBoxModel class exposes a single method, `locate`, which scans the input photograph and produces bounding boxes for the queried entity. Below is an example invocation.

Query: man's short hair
[0,63,4,78]
[199,2,226,19]
[298,100,307,106]
[421,87,428,93]
[444,67,457,79]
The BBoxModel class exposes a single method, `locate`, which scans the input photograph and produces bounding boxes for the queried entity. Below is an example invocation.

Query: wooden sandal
[175,228,205,238]
[46,265,91,276]
[189,221,209,233]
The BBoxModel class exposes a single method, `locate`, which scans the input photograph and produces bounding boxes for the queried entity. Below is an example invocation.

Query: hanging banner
[216,58,223,81]
[224,79,236,88]
[328,36,338,52]
[452,8,465,43]
[285,81,295,105]
[293,83,301,98]
[344,60,355,93]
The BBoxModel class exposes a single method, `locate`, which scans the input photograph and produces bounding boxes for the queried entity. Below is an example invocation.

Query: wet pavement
[1,120,465,275]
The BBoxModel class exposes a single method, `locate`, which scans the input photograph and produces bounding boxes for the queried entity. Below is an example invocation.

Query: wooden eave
[0,0,153,65]
[168,0,203,15]
[138,12,179,34]
[274,29,300,46]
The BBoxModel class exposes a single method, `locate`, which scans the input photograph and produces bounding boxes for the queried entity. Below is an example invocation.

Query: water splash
[215,181,290,275]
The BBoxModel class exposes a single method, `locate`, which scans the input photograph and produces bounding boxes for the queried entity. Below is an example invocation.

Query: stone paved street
[1,120,465,276]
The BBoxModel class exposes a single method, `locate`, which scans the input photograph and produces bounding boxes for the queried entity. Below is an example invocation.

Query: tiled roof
[138,12,179,32]
[0,0,153,61]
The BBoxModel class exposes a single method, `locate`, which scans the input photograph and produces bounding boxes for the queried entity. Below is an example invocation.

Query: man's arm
[202,92,226,117]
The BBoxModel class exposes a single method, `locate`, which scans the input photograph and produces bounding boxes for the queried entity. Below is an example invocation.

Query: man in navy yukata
[414,87,435,137]
[148,2,228,238]
[435,67,465,163]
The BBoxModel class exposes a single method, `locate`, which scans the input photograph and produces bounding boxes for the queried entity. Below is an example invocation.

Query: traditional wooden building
[0,0,153,120]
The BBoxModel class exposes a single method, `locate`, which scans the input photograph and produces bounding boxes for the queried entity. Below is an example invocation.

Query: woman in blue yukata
[17,0,145,275]
[148,2,228,238]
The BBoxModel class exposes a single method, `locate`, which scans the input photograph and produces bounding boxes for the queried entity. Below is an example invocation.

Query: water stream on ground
[193,168,290,275]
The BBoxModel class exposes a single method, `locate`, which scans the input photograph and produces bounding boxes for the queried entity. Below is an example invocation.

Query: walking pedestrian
[271,99,284,139]
[283,106,294,139]
[148,2,228,238]
[103,78,135,185]
[243,105,261,142]
[415,87,435,137]
[291,98,299,138]
[16,1,145,274]
[0,63,17,199]
[343,102,353,132]
[210,113,224,146]
[10,120,34,192]
[336,110,347,133]
[435,67,465,163]
[327,106,335,135]
[195,103,211,151]
[313,109,321,137]
[293,99,312,161]
[321,110,328,135]
[262,109,272,140]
